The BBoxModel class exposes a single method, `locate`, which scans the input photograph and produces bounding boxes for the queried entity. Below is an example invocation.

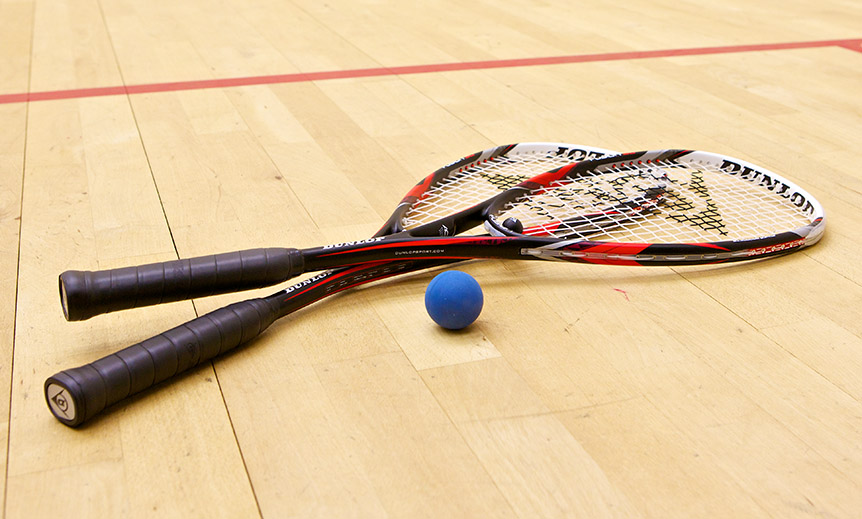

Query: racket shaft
[59,203,489,321]
[58,235,502,321]
[274,259,459,316]
[61,248,303,321]
[60,229,811,324]
[61,236,546,322]
[56,234,740,324]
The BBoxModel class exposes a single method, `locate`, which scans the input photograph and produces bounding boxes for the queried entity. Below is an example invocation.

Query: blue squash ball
[424,270,484,330]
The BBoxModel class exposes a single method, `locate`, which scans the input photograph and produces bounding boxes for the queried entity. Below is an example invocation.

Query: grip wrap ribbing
[60,248,303,321]
[45,296,281,427]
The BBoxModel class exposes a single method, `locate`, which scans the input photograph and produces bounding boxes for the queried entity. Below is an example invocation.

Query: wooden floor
[2,0,861,517]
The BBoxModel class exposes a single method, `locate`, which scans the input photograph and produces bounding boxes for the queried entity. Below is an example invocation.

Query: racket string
[496,160,815,243]
[401,150,582,230]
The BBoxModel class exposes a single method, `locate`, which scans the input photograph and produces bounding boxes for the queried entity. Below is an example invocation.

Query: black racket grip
[60,248,303,321]
[45,296,281,427]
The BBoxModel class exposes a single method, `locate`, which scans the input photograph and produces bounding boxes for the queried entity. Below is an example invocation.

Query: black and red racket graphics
[485,149,825,265]
[213,149,823,272]
[46,142,618,426]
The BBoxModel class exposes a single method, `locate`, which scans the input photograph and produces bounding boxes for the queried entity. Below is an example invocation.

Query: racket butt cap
[59,270,90,322]
[45,371,92,427]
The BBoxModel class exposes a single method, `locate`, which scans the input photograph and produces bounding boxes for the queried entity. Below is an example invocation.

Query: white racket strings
[495,159,817,243]
[402,149,580,229]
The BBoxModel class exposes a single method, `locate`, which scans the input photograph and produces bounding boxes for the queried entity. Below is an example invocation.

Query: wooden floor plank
[8,96,260,518]
[0,103,26,516]
[4,0,862,516]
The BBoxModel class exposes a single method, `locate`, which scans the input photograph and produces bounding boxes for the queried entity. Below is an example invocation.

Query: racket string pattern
[491,157,819,246]
[402,149,599,230]
[495,161,670,239]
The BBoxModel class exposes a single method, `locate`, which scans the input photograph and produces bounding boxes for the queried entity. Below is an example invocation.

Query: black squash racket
[59,143,616,322]
[46,142,618,426]
[61,149,826,296]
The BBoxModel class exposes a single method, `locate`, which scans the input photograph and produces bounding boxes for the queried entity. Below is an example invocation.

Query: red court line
[1,38,859,105]
[837,39,862,53]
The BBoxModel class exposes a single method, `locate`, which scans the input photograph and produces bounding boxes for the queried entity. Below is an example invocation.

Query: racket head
[484,150,825,264]
[374,143,618,238]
